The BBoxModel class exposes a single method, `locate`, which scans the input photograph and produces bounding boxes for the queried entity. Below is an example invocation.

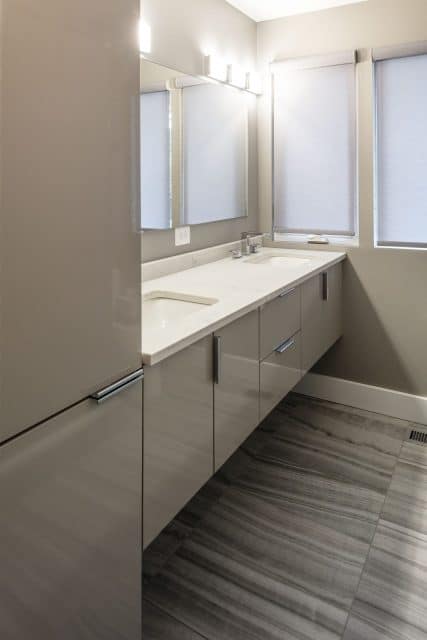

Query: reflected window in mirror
[182,83,248,225]
[140,90,171,229]
[139,59,251,231]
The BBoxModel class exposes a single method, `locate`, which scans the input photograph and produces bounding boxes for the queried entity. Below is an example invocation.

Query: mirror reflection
[140,59,251,230]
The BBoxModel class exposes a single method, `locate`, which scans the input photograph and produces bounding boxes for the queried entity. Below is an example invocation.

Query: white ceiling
[225,0,368,22]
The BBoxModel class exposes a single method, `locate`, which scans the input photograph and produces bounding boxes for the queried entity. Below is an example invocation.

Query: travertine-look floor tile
[145,481,377,640]
[343,522,427,640]
[143,600,206,640]
[343,442,427,640]
[265,395,412,494]
[143,395,412,640]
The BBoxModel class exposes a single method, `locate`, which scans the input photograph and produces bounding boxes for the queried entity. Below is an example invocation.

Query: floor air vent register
[409,430,427,444]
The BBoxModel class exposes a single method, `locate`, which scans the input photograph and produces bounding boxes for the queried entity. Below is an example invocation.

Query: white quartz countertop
[142,247,346,366]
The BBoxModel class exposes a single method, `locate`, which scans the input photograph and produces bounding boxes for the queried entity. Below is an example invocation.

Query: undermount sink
[143,291,218,329]
[244,253,311,267]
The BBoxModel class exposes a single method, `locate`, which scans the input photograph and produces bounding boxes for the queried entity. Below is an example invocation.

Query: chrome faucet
[241,232,261,255]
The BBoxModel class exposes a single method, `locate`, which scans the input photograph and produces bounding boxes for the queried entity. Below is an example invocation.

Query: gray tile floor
[143,394,427,640]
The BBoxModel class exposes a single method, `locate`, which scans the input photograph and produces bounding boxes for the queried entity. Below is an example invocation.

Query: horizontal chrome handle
[275,337,295,354]
[91,368,144,404]
[279,287,296,298]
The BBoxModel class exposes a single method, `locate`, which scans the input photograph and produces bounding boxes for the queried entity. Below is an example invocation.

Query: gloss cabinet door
[143,337,214,548]
[301,263,343,373]
[0,0,141,442]
[0,381,142,640]
[213,310,260,471]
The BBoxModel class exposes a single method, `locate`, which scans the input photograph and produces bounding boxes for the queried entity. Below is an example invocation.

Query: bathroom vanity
[142,247,345,548]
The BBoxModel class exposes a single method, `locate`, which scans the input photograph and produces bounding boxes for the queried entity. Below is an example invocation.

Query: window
[273,52,357,240]
[375,52,427,248]
[140,91,171,229]
[182,83,248,225]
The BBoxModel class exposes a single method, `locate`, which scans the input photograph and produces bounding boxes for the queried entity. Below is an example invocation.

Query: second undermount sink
[244,252,311,267]
[143,291,218,329]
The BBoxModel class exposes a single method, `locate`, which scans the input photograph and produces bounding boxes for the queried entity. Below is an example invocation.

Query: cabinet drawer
[260,286,301,360]
[260,332,302,421]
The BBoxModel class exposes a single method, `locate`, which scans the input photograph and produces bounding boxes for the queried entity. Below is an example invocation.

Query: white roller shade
[182,83,248,225]
[375,54,427,248]
[273,57,357,236]
[140,91,171,229]
[373,40,427,62]
[273,50,356,71]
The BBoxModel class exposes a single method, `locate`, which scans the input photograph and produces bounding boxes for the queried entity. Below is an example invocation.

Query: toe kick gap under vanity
[142,247,345,548]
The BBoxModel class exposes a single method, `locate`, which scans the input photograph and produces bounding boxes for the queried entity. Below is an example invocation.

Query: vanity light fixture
[228,63,248,89]
[203,54,262,95]
[247,71,262,95]
[204,54,228,83]
[139,19,152,54]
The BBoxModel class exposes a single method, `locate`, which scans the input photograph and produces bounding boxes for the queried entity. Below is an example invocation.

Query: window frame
[271,52,359,246]
[373,49,427,251]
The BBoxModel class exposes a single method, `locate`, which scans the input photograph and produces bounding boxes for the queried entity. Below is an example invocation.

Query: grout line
[339,431,407,639]
[143,598,210,640]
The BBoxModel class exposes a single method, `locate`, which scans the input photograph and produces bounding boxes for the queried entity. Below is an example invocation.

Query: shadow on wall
[313,249,425,396]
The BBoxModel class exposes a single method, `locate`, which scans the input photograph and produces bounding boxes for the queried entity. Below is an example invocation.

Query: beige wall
[258,0,427,396]
[141,0,258,261]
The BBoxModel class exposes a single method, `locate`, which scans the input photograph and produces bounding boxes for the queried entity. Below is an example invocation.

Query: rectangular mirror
[140,58,252,230]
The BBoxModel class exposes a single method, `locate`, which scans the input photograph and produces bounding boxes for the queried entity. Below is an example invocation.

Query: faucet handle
[241,231,259,240]
[230,248,242,259]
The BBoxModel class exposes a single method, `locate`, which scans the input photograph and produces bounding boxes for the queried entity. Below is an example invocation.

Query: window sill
[375,243,427,252]
[274,233,359,248]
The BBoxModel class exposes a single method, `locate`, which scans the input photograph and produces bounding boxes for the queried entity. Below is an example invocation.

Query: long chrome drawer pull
[275,338,295,354]
[279,287,296,298]
[91,368,144,404]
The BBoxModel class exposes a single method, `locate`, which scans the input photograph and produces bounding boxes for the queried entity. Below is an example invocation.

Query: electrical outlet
[175,226,191,246]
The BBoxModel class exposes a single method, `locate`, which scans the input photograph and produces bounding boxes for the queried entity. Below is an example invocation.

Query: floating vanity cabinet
[142,256,346,546]
[213,310,260,471]
[259,287,302,420]
[143,337,213,548]
[301,263,343,373]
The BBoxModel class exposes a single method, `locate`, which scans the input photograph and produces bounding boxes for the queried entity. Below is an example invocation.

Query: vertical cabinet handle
[213,336,221,385]
[322,272,329,301]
